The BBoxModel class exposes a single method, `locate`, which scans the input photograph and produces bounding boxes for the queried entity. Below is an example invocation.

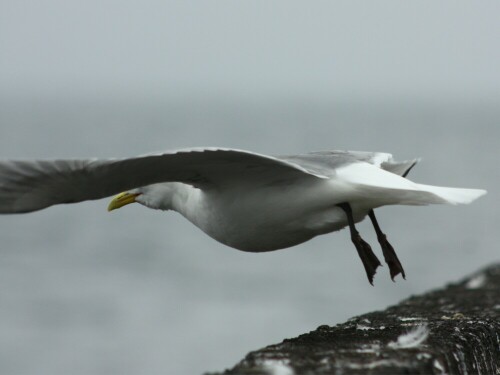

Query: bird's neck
[170,184,202,217]
[138,182,202,217]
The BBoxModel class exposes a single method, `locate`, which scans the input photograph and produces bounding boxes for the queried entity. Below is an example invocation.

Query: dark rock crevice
[210,264,500,375]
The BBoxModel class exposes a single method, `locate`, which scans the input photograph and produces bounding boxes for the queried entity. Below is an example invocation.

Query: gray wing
[280,150,418,177]
[0,147,326,214]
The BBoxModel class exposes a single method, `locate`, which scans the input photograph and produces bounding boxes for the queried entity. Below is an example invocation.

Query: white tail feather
[416,184,487,205]
[337,162,487,206]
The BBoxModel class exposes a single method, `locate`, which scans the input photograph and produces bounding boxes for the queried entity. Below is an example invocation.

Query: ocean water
[0,94,497,374]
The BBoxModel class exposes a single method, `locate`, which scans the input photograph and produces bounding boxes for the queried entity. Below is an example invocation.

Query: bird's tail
[337,162,487,206]
[412,184,487,205]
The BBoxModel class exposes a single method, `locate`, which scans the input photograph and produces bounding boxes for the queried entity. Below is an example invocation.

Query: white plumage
[0,147,486,283]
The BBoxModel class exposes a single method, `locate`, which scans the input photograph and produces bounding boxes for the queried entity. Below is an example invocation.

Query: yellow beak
[107,192,140,212]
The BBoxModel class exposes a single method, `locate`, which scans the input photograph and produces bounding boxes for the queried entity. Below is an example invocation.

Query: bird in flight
[0,147,486,284]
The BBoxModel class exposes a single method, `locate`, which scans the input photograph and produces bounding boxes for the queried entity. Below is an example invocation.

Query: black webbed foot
[369,210,406,281]
[338,202,381,285]
[377,233,406,281]
[351,232,382,285]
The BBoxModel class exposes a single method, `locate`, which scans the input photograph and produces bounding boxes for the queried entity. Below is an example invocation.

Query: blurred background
[0,1,498,374]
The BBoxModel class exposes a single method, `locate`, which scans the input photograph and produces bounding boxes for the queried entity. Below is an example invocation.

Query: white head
[107,183,177,212]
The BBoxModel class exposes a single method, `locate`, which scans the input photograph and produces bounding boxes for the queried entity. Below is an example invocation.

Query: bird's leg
[368,210,406,281]
[337,203,381,285]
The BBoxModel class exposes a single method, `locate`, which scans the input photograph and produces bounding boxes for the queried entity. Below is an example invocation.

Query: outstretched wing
[0,147,326,214]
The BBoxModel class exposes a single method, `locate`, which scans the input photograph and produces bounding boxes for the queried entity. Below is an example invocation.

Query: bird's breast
[180,182,367,252]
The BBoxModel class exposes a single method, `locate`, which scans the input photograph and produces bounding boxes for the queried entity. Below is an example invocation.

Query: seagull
[0,147,486,284]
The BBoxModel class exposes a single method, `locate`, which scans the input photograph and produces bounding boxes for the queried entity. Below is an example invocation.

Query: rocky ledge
[210,264,500,375]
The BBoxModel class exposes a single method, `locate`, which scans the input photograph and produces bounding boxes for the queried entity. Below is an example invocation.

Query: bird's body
[163,179,343,252]
[153,174,380,252]
[0,147,486,283]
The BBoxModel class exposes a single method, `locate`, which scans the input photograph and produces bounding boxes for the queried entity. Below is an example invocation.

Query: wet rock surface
[210,264,500,375]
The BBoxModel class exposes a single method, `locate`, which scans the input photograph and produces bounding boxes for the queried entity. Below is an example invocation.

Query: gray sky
[1,1,499,100]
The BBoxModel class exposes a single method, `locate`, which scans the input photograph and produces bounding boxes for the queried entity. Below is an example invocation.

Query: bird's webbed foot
[338,202,381,285]
[351,233,381,285]
[368,210,406,281]
[377,233,406,281]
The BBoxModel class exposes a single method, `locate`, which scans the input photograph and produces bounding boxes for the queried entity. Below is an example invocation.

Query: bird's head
[107,184,176,212]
